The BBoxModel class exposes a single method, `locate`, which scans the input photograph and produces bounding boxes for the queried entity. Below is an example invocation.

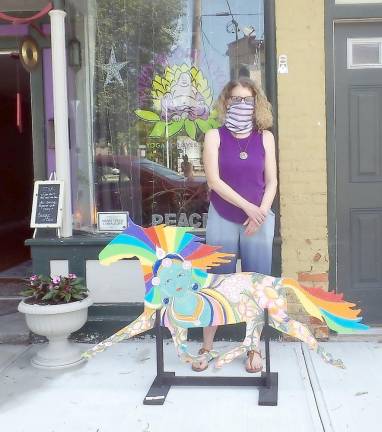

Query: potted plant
[18,274,93,369]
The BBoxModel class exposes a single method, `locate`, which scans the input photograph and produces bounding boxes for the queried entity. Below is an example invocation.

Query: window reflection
[88,0,265,229]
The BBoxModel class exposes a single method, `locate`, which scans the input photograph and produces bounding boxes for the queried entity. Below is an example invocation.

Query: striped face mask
[224,102,254,134]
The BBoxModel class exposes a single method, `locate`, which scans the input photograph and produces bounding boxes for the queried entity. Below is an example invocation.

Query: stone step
[0,312,30,344]
[0,299,22,316]
[0,277,27,297]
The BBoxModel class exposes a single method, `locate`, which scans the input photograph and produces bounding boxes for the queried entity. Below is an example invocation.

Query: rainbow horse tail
[282,278,369,334]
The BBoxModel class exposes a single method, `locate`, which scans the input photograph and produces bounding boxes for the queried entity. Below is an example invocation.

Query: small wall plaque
[97,212,129,232]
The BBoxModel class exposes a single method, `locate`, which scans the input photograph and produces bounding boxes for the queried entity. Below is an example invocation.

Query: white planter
[18,296,93,370]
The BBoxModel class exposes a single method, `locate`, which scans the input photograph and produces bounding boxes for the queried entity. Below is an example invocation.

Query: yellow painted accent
[164,226,177,252]
[155,225,168,252]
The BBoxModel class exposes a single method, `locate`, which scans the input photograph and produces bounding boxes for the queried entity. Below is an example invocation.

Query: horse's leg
[81,308,156,359]
[273,317,345,368]
[168,325,218,364]
[215,317,264,368]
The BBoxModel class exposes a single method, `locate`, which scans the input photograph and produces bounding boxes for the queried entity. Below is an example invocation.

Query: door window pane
[348,38,382,68]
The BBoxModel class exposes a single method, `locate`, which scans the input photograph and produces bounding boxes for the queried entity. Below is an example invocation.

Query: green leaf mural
[184,119,197,140]
[135,110,160,122]
[148,121,166,137]
[167,120,184,137]
[195,118,211,134]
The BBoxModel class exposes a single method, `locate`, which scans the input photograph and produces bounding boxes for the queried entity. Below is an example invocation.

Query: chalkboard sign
[30,181,64,228]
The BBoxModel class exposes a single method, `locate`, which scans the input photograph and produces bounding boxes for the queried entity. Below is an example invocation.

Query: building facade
[0,0,381,335]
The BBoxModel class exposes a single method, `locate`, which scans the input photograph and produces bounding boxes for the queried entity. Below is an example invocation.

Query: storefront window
[72,0,265,230]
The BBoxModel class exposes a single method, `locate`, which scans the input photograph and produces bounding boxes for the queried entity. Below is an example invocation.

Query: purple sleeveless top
[210,126,265,224]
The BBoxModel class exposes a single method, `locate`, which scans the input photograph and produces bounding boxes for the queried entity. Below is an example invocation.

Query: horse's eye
[166,279,171,284]
[177,273,182,278]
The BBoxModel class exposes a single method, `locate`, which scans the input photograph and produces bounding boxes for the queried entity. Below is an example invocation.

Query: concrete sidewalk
[0,340,380,432]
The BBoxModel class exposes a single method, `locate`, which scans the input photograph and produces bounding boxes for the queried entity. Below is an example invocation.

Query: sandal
[191,348,213,372]
[245,349,263,373]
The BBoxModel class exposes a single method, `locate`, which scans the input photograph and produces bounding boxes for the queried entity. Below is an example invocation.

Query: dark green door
[335,21,382,324]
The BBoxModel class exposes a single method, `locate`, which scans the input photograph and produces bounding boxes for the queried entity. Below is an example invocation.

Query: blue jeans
[205,203,275,275]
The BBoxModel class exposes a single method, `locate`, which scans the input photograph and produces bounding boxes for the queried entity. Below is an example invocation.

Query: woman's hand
[243,218,259,236]
[243,202,267,226]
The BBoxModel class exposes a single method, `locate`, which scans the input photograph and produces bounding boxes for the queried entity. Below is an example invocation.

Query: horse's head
[99,217,234,309]
[151,254,196,305]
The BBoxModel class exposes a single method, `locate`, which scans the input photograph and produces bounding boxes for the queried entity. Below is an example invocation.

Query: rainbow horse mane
[283,278,369,333]
[99,217,233,308]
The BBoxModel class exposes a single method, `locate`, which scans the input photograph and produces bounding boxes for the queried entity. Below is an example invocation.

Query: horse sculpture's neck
[172,291,199,315]
[168,291,206,326]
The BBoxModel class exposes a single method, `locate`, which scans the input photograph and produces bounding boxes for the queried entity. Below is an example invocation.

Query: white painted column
[49,9,73,237]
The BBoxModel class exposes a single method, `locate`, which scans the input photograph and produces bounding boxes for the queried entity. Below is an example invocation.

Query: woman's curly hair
[215,77,273,131]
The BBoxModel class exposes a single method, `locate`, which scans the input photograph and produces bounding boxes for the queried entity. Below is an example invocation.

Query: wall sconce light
[68,37,81,70]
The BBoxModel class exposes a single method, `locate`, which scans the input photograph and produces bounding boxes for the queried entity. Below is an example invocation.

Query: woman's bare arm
[243,130,277,235]
[260,130,278,212]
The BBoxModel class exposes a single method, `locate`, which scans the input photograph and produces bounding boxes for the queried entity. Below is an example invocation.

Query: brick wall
[275,0,329,339]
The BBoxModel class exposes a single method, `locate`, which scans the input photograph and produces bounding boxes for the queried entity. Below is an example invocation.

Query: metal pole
[155,310,165,379]
[234,19,239,80]
[191,0,202,66]
[264,0,281,276]
[264,308,271,374]
[49,6,73,237]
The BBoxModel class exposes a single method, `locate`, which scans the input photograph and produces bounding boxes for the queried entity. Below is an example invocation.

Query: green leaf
[208,118,221,128]
[195,119,211,134]
[134,109,160,122]
[184,119,196,140]
[71,279,84,286]
[42,291,54,300]
[149,121,166,137]
[167,120,184,137]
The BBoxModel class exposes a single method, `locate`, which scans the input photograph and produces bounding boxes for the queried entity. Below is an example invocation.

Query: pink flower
[30,275,38,281]
[52,276,60,284]
[68,273,76,279]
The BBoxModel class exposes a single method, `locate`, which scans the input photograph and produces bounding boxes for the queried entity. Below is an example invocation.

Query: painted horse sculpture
[82,218,368,368]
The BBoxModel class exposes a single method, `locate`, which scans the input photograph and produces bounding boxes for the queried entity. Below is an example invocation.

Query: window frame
[347,37,382,69]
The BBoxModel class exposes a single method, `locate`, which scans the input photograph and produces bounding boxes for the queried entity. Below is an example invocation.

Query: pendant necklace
[234,134,251,160]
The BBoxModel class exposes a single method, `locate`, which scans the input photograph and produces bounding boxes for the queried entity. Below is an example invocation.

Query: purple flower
[30,275,38,281]
[68,273,77,279]
[52,276,60,284]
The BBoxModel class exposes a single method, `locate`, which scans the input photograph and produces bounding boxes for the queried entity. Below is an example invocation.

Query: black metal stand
[143,308,278,406]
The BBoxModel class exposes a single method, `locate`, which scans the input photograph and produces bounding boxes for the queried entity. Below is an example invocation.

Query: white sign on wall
[97,212,129,232]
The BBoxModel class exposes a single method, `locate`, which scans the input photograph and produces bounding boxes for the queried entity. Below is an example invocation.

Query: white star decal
[102,47,127,86]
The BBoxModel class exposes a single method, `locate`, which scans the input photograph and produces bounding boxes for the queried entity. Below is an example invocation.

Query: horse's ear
[156,247,166,259]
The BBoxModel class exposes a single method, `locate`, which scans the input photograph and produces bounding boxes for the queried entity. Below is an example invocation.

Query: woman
[192,77,277,373]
